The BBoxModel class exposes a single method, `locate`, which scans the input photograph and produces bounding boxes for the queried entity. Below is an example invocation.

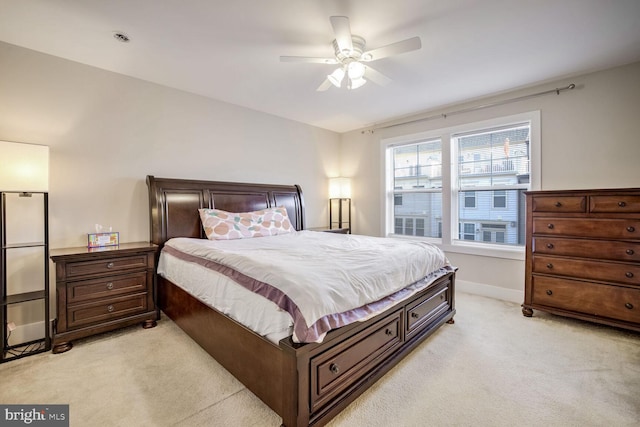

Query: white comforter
[159,231,451,342]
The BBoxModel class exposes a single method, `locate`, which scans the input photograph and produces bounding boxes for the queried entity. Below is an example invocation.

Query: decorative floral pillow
[198,206,294,240]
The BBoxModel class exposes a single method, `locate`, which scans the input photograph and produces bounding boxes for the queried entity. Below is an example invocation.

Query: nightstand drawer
[67,272,148,304]
[65,255,149,278]
[67,293,148,329]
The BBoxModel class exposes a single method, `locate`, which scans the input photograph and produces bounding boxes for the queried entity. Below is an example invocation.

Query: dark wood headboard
[146,175,305,247]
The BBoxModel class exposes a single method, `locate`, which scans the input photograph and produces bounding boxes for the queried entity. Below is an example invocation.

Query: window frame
[382,111,540,260]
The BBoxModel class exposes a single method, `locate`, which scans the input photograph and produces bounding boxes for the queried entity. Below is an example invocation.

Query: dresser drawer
[531,276,640,324]
[531,196,586,213]
[406,281,450,339]
[532,218,640,240]
[65,255,149,278]
[66,272,148,304]
[67,293,148,329]
[533,255,640,286]
[310,309,402,412]
[533,237,640,262]
[590,195,640,213]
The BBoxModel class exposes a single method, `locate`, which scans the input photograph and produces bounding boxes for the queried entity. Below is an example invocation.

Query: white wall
[341,61,640,302]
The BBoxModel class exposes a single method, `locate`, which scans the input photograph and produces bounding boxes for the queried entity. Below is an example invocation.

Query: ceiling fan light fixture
[328,67,345,88]
[347,61,366,79]
[348,77,367,90]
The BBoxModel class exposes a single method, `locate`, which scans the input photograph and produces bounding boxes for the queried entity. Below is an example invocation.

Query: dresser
[523,188,640,332]
[50,242,159,353]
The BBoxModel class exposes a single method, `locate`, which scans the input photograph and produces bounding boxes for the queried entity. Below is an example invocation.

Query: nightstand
[50,242,159,353]
[307,227,350,234]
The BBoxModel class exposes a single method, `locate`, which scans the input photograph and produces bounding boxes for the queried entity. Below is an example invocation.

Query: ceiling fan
[280,16,422,91]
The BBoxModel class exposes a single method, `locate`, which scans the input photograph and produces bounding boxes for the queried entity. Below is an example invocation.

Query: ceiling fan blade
[330,16,353,54]
[316,78,333,92]
[280,56,338,64]
[364,65,392,86]
[362,36,422,61]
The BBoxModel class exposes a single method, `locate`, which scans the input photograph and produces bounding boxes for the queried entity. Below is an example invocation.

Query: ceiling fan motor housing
[333,35,366,63]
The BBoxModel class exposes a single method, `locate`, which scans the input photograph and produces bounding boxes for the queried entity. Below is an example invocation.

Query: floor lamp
[328,177,351,233]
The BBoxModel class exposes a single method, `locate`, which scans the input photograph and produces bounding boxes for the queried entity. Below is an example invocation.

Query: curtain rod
[361,83,576,134]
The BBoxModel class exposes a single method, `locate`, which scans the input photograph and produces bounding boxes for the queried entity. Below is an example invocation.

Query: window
[493,190,507,209]
[389,139,442,238]
[464,191,476,208]
[383,111,539,259]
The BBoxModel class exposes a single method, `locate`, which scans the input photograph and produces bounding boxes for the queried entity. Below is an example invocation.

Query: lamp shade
[0,141,49,192]
[329,177,351,199]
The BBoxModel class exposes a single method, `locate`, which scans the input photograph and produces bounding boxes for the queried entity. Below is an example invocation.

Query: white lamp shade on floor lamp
[0,141,49,192]
[328,177,351,199]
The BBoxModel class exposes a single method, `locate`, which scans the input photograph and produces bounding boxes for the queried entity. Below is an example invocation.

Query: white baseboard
[456,279,524,304]
[6,320,48,346]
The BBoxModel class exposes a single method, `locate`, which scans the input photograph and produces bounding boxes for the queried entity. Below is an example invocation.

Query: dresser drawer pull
[107,304,115,312]
[625,303,634,310]
[411,312,419,319]
[106,282,114,290]
[547,224,554,229]
[385,328,393,336]
[554,202,562,208]
[546,290,553,296]
[107,262,115,269]
[618,201,627,207]
[625,272,634,278]
[626,249,635,255]
[329,363,340,374]
[627,226,636,233]
[546,263,553,269]
[546,243,554,249]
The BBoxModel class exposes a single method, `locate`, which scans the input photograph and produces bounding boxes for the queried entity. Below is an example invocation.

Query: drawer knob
[547,224,554,229]
[626,249,635,256]
[329,363,340,374]
[106,282,114,290]
[546,289,553,296]
[627,226,636,233]
[411,312,419,319]
[625,303,634,310]
[554,202,562,207]
[546,243,554,249]
[546,263,553,269]
[107,304,115,312]
[625,272,634,278]
[107,262,115,269]
[385,328,393,336]
[618,201,627,207]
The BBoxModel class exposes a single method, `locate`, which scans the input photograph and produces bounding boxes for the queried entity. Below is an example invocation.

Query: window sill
[442,242,525,260]
[388,234,525,261]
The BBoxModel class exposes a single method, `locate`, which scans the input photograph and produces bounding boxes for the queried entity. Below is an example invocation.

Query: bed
[146,175,456,427]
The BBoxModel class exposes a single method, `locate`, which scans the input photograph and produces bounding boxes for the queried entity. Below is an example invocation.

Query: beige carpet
[1,292,638,426]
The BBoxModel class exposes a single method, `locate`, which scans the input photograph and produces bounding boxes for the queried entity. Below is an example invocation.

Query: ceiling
[1,0,640,133]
